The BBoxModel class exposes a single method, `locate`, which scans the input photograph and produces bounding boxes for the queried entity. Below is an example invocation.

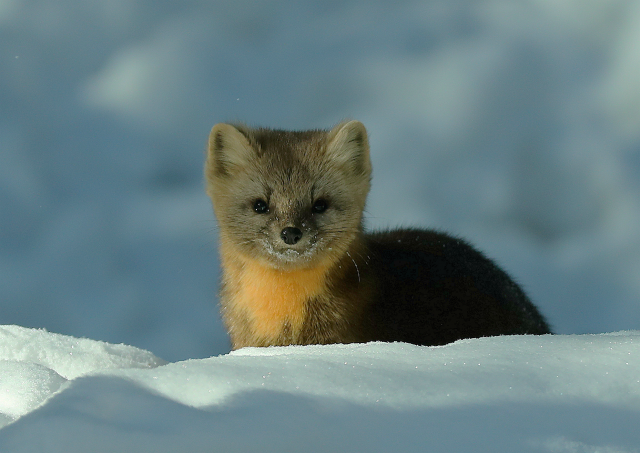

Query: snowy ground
[1,325,639,452]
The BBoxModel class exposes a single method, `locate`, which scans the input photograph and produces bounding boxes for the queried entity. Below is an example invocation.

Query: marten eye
[253,199,269,214]
[312,198,328,214]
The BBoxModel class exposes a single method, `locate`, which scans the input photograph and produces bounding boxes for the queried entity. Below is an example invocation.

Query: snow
[2,0,640,450]
[1,326,639,452]
[0,325,164,423]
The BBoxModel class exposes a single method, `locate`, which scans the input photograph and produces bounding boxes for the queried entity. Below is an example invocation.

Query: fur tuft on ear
[325,120,371,177]
[206,123,255,178]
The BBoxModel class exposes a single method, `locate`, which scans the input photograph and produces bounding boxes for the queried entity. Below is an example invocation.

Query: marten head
[205,121,371,270]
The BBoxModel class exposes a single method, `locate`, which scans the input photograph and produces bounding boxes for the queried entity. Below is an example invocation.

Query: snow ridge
[1,327,639,452]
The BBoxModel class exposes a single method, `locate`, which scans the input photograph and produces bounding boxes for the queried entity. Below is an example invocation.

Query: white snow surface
[0,326,639,452]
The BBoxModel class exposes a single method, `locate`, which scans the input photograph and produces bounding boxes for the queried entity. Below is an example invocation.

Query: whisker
[346,251,360,283]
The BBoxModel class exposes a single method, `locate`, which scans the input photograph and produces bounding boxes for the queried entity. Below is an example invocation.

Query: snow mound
[0,326,639,452]
[0,325,166,380]
[0,325,165,426]
[0,361,65,421]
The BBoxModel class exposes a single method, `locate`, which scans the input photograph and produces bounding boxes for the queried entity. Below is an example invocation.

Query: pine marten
[205,120,551,349]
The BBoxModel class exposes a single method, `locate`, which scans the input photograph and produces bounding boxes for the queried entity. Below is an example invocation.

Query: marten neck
[218,233,366,344]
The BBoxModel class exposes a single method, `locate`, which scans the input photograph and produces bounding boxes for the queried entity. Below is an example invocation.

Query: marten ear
[206,123,255,178]
[325,120,371,177]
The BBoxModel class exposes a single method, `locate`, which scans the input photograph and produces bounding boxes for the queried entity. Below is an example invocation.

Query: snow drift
[1,326,638,452]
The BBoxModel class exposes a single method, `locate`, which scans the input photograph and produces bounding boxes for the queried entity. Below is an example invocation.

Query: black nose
[280,227,303,245]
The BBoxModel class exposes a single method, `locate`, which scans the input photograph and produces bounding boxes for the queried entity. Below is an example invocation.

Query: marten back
[363,229,550,346]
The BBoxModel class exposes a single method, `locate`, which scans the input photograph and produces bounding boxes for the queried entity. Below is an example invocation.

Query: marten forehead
[251,129,326,161]
[244,153,328,207]
[261,155,316,197]
[239,128,342,199]
[249,133,330,183]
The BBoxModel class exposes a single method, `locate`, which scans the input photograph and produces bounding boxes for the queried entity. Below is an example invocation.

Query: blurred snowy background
[1,0,639,362]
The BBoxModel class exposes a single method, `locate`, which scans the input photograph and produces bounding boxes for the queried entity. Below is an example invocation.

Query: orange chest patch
[227,257,330,341]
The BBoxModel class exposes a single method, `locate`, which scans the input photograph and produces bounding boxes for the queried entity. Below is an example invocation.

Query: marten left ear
[206,123,255,178]
[326,120,371,177]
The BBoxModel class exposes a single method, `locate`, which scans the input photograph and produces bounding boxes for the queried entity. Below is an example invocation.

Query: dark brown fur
[205,121,550,349]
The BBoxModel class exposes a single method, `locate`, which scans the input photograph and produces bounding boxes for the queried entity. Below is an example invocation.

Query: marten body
[205,121,550,349]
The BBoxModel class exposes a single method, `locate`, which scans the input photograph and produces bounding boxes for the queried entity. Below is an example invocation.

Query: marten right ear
[325,120,371,178]
[206,123,255,178]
